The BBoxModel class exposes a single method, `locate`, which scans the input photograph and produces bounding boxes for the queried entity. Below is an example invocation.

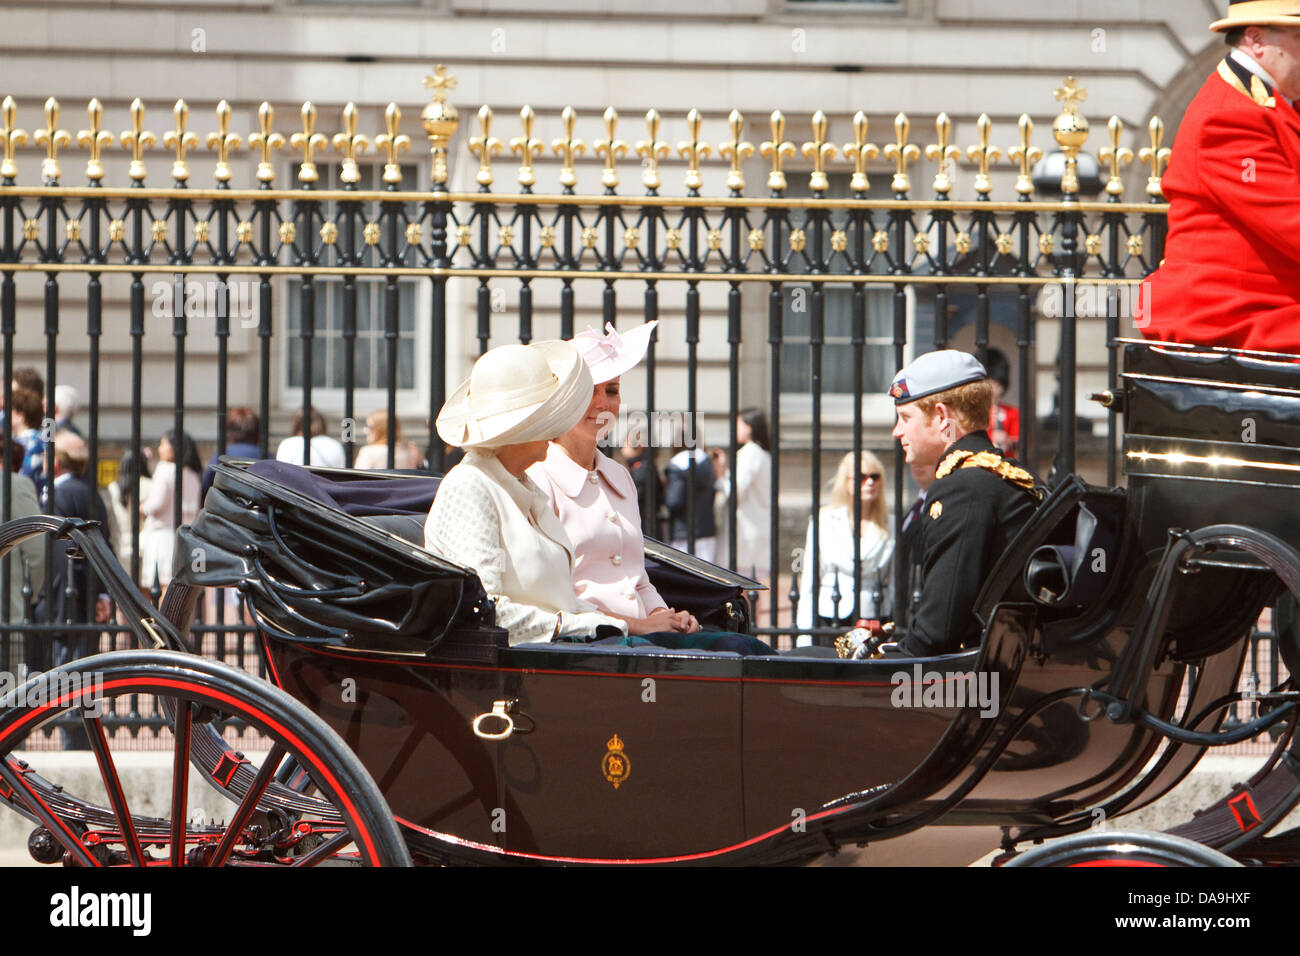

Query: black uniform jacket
[897,431,1039,657]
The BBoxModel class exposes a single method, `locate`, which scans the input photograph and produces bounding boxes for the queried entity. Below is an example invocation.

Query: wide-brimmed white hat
[437,340,592,449]
[572,320,658,384]
[1211,1,1300,31]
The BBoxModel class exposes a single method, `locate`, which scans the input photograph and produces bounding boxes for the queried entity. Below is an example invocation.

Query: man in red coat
[1143,2,1300,353]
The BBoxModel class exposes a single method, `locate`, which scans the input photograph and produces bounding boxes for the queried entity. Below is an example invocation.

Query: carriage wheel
[0,651,411,867]
[1002,830,1242,868]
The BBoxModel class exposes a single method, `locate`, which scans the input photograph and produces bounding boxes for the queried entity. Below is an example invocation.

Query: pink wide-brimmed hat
[572,320,658,385]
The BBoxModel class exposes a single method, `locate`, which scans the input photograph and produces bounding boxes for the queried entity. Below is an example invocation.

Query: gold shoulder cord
[935,448,1043,500]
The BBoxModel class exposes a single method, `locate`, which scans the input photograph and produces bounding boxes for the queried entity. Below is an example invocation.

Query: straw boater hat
[437,340,593,449]
[572,320,658,384]
[1211,1,1300,31]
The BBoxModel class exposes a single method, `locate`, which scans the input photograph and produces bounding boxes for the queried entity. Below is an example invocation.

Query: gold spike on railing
[967,113,1000,196]
[291,102,328,184]
[1139,116,1170,198]
[1052,76,1089,196]
[552,106,585,190]
[120,98,156,182]
[1008,113,1042,196]
[468,106,503,188]
[925,112,960,196]
[841,111,879,194]
[1099,115,1134,197]
[593,108,627,191]
[802,110,837,193]
[718,110,753,193]
[248,102,284,184]
[884,113,919,194]
[376,103,411,185]
[0,97,26,181]
[421,64,459,187]
[510,106,544,189]
[208,100,242,184]
[334,103,370,186]
[678,108,711,192]
[636,109,670,191]
[759,111,794,192]
[34,97,70,183]
[162,99,198,182]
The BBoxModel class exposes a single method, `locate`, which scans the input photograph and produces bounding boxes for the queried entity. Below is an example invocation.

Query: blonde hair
[365,410,404,445]
[827,450,888,530]
[913,379,995,434]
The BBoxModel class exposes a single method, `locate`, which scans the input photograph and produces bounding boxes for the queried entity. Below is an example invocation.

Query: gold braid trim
[935,448,1042,499]
[1217,60,1276,109]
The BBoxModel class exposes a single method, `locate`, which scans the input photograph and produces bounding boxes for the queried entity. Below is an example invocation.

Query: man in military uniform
[887,351,1040,657]
[1143,2,1300,352]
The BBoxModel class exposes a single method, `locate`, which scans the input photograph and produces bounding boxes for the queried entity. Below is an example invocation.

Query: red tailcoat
[1143,60,1300,353]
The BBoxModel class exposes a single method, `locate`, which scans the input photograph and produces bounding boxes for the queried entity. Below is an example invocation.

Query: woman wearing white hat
[528,321,700,635]
[424,340,629,645]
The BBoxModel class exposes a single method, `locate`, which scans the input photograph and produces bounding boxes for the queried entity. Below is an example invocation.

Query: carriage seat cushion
[248,459,442,517]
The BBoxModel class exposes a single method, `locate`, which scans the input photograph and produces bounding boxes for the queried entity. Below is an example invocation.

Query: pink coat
[528,445,667,619]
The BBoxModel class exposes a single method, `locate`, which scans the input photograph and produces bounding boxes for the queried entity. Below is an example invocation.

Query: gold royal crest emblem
[929,500,943,520]
[602,733,631,790]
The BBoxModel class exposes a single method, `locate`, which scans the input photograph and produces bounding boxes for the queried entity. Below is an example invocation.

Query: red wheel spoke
[208,742,287,867]
[82,711,146,867]
[169,699,192,867]
[0,757,100,868]
[291,830,353,867]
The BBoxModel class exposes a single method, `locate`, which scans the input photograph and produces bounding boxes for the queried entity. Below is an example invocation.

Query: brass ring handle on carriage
[472,699,537,740]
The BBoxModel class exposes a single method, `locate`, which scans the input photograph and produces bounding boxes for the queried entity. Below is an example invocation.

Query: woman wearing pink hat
[528,321,700,634]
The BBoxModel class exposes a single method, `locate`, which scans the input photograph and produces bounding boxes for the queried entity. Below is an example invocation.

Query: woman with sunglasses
[795,449,894,646]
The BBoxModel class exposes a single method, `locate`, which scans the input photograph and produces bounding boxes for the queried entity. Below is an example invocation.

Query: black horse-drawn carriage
[2,339,1299,866]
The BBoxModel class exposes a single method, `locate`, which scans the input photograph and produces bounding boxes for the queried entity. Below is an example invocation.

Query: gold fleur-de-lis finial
[376,103,411,185]
[1138,116,1171,198]
[883,113,920,194]
[120,98,157,182]
[678,108,712,192]
[593,107,628,191]
[1099,115,1134,197]
[759,111,795,192]
[552,106,586,190]
[333,102,371,186]
[161,99,198,182]
[925,112,961,196]
[291,102,329,184]
[966,113,1001,196]
[635,109,670,191]
[801,110,838,193]
[510,105,544,188]
[77,98,113,183]
[34,97,71,183]
[207,100,242,184]
[0,97,27,181]
[248,102,285,184]
[842,111,879,194]
[1007,113,1042,196]
[468,105,503,188]
[422,64,458,101]
[718,110,753,194]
